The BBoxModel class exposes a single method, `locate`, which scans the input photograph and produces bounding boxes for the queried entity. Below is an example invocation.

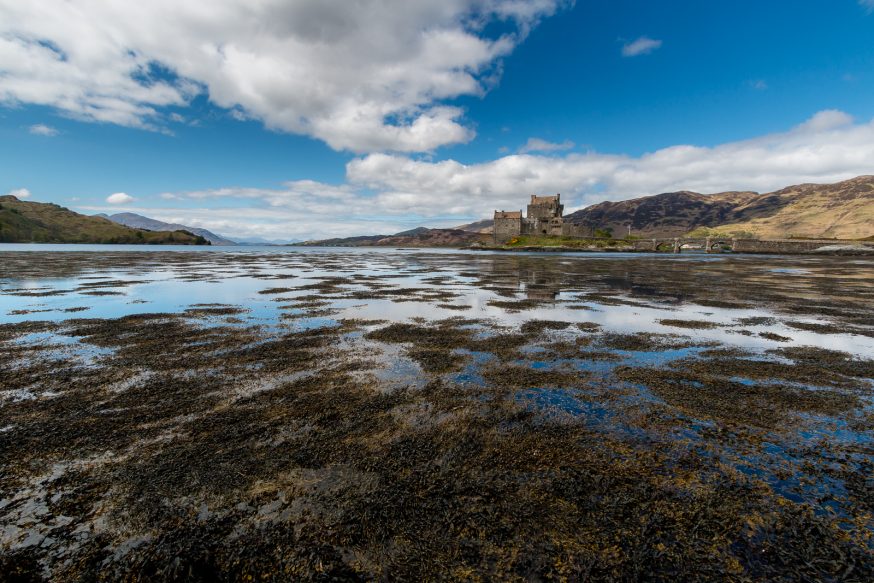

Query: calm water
[2,244,873,357]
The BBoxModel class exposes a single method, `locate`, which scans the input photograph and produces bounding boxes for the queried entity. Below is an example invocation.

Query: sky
[2,0,874,241]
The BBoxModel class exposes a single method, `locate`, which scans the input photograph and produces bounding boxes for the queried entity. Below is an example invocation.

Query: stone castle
[493,194,588,243]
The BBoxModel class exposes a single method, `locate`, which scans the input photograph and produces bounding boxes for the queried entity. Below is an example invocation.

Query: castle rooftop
[530,194,560,204]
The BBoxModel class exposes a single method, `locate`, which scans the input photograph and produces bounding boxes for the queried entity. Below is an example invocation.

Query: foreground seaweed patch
[2,249,874,581]
[658,318,720,330]
[617,366,859,427]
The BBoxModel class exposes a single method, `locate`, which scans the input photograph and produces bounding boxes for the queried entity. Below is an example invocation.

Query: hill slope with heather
[564,190,761,238]
[565,176,874,239]
[0,196,209,245]
[709,176,874,239]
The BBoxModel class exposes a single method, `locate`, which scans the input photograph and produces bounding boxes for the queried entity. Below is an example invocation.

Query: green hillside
[0,196,209,245]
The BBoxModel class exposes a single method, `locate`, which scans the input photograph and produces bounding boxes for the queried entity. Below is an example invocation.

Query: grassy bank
[0,196,209,245]
[499,235,635,249]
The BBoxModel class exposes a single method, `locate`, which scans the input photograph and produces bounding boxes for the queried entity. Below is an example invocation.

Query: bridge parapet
[630,237,874,254]
[631,238,725,252]
[731,238,874,254]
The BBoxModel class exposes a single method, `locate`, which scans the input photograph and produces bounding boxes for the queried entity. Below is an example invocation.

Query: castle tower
[493,210,522,243]
[526,194,563,220]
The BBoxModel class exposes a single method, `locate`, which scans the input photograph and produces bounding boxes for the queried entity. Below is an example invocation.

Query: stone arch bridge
[631,238,731,253]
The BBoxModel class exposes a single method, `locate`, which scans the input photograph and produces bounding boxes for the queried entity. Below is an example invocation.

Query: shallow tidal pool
[1,245,873,580]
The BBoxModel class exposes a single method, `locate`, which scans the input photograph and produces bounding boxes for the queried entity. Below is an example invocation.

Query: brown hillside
[0,196,209,244]
[454,219,495,234]
[374,229,489,247]
[563,175,874,239]
[715,176,874,239]
[564,191,760,238]
[300,228,488,247]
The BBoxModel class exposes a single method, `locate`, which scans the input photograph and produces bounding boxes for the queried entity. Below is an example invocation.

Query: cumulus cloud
[518,137,574,154]
[106,192,134,205]
[106,112,871,234]
[621,36,662,57]
[0,0,567,152]
[5,187,31,199]
[28,123,59,136]
[77,110,874,240]
[348,110,874,212]
[796,109,853,132]
[79,203,425,242]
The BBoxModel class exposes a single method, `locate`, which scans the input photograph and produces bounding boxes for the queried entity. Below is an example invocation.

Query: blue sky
[2,0,874,240]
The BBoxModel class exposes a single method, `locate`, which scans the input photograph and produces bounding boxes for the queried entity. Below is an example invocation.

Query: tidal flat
[1,246,873,581]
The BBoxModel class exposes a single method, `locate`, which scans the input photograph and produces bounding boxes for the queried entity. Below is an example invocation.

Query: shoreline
[469,242,874,255]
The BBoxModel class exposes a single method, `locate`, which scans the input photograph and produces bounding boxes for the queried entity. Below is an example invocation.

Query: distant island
[0,196,209,245]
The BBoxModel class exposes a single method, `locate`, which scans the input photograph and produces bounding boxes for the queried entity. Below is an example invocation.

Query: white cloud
[106,192,134,205]
[5,187,31,199]
[796,109,853,132]
[79,204,424,241]
[621,36,662,57]
[518,137,574,153]
[0,0,567,152]
[76,110,874,240]
[861,1,874,14]
[28,123,59,136]
[749,79,768,91]
[347,110,874,212]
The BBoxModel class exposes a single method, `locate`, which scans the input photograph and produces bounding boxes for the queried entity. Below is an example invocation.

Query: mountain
[298,234,386,246]
[708,176,874,239]
[454,176,874,239]
[0,196,209,245]
[566,176,874,239]
[451,192,759,238]
[101,212,236,245]
[298,228,489,247]
[564,190,761,238]
[454,219,495,233]
[393,227,432,236]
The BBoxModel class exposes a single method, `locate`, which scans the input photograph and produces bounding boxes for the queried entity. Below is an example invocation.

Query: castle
[493,194,588,243]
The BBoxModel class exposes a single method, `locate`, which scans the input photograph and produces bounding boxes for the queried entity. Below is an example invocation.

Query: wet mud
[1,249,873,581]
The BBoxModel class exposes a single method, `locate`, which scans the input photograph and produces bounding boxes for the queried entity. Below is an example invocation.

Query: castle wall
[560,223,589,238]
[493,217,522,243]
[523,218,564,236]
